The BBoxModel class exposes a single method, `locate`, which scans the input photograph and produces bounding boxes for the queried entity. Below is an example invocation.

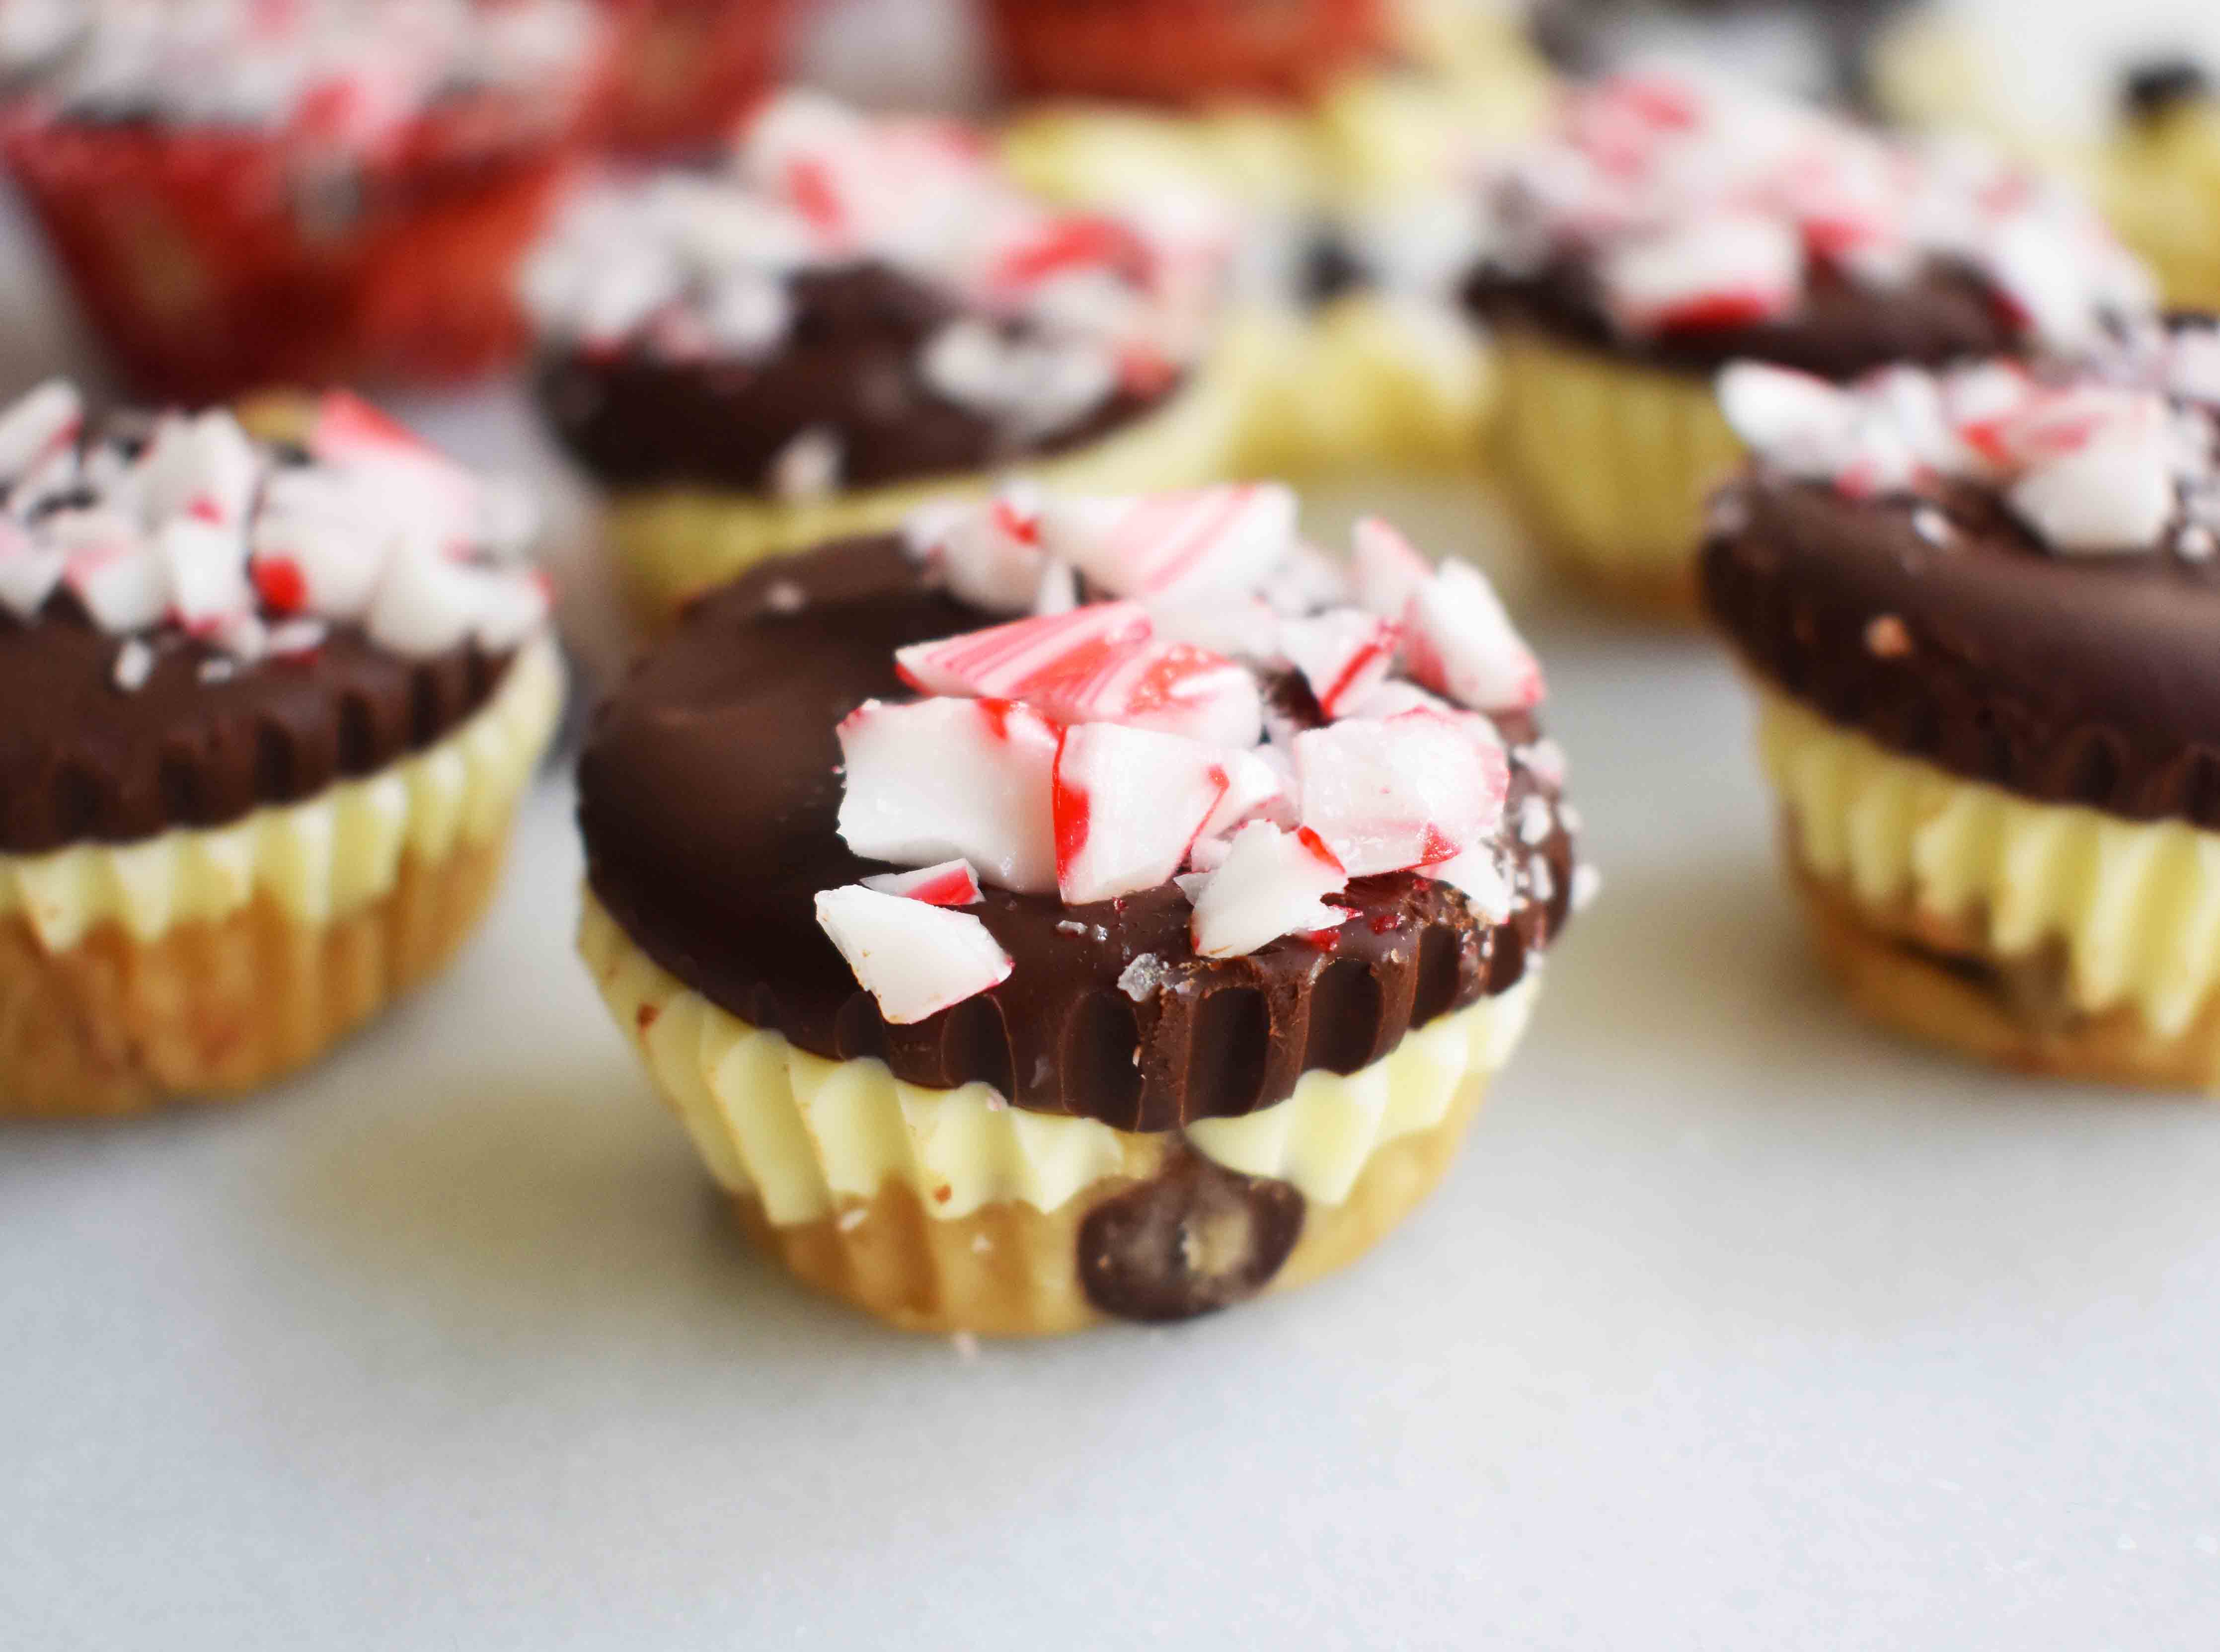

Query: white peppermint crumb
[950,1331,980,1361]
[1911,506,1952,546]
[2177,525,2218,561]
[984,1091,1007,1112]
[1558,803,1584,835]
[1571,862,1602,912]
[1092,924,1108,942]
[111,638,153,692]
[1525,854,1556,905]
[1517,794,1554,845]
[970,1232,993,1255]
[1117,953,1169,1001]
[763,578,807,613]
[198,657,237,685]
[1056,919,1089,935]
[768,426,842,502]
[836,1206,868,1232]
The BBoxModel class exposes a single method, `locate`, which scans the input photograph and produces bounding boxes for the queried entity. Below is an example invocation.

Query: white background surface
[10,7,2220,1648]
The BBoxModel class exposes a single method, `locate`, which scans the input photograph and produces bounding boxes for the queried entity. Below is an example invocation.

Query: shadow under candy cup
[5,116,581,404]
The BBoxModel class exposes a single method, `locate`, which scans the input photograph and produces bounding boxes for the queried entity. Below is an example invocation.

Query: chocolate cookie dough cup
[526,93,1246,626]
[0,0,608,403]
[1459,71,2153,617]
[578,498,1586,1334]
[0,387,560,1117]
[1703,321,2220,1087]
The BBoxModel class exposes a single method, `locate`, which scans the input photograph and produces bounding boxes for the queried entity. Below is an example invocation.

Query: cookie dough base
[0,837,505,1119]
[733,1077,1488,1337]
[1490,327,1743,620]
[1793,867,2220,1091]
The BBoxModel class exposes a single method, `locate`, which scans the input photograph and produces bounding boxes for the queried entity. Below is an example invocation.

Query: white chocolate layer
[581,894,1541,1223]
[0,640,562,951]
[1761,686,2220,1038]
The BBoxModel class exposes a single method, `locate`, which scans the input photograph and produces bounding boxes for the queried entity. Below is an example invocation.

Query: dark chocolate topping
[1702,477,2220,826]
[2123,58,2212,122]
[578,536,1572,1131]
[536,264,1180,493]
[1078,1150,1304,1323]
[1465,257,2026,381]
[0,600,513,855]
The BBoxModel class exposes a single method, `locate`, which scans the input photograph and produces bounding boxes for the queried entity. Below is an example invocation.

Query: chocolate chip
[1078,1152,1304,1323]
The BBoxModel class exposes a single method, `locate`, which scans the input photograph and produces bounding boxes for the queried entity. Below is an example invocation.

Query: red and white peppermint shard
[837,697,1060,895]
[1293,711,1510,877]
[814,886,1013,1025]
[2004,392,2177,553]
[1279,607,1399,719]
[251,478,387,619]
[64,541,166,634]
[1195,746,1294,848]
[896,601,1152,697]
[0,517,63,619]
[897,604,1261,747]
[860,859,985,906]
[0,379,80,486]
[308,390,479,545]
[1400,560,1545,712]
[1039,483,1297,603]
[157,519,251,633]
[1053,724,1230,904]
[1188,823,1348,959]
[1350,516,1432,618]
[905,491,1047,613]
[137,410,259,530]
[1600,213,1802,335]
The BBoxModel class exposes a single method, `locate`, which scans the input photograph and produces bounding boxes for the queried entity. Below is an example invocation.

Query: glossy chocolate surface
[578,536,1573,1130]
[0,597,512,855]
[1465,258,2026,381]
[536,264,1179,494]
[1703,477,2220,826]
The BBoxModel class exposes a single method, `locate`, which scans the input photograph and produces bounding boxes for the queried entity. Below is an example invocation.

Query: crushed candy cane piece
[1040,484,1297,603]
[156,519,251,633]
[860,859,985,906]
[1401,561,1546,712]
[1600,214,1802,335]
[1351,517,1432,618]
[112,637,155,693]
[1280,607,1399,719]
[1188,823,1348,958]
[0,379,79,484]
[837,697,1061,894]
[1293,712,1510,877]
[1053,723,1229,904]
[815,886,1013,1024]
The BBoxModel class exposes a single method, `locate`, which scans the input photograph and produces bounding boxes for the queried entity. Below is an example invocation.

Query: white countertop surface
[8,24,2220,1645]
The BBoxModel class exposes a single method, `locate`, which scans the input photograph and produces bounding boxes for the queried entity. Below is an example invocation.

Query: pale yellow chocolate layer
[604,329,1261,622]
[2102,105,2220,312]
[580,892,1540,1223]
[0,639,562,952]
[1492,328,1744,600]
[1242,292,1496,474]
[1760,686,2220,1040]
